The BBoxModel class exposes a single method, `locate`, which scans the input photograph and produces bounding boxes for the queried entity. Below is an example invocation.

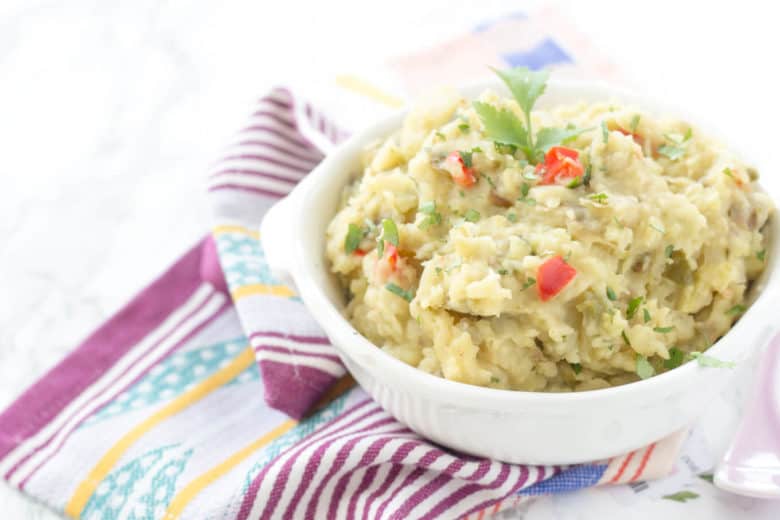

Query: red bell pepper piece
[536,146,584,185]
[537,255,577,301]
[444,151,477,187]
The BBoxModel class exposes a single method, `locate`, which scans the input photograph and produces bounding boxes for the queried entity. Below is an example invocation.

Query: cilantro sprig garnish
[473,67,585,164]
[385,283,414,302]
[658,128,692,160]
[418,202,442,230]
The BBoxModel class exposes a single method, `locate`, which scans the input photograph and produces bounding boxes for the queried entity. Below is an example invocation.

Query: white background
[0,1,778,518]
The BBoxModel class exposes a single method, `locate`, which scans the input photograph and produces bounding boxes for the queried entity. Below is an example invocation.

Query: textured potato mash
[325,87,773,392]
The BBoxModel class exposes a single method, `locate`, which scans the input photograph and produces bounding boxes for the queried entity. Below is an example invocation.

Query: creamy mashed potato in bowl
[260,72,779,464]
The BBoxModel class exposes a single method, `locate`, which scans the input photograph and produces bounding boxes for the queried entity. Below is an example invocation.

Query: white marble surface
[1,1,779,518]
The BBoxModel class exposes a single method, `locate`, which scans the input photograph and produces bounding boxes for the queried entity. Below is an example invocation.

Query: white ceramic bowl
[260,79,780,464]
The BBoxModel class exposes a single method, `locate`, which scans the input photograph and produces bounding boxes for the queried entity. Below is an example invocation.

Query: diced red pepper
[385,243,399,271]
[354,248,367,257]
[537,255,577,301]
[536,146,584,185]
[444,151,477,187]
[617,128,645,148]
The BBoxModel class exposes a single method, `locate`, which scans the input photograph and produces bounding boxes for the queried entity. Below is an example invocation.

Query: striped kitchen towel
[0,12,686,520]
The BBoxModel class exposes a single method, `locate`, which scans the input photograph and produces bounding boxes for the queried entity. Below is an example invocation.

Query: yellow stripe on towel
[231,283,296,300]
[335,75,405,108]
[163,420,297,519]
[212,225,260,240]
[65,347,256,518]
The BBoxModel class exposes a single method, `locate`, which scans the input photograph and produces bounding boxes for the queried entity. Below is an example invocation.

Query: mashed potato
[325,85,773,392]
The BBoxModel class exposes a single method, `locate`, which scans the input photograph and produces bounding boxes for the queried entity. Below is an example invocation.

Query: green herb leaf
[723,167,734,179]
[757,249,766,261]
[492,66,549,120]
[464,209,481,222]
[663,491,699,503]
[699,473,714,484]
[344,223,363,254]
[588,192,609,204]
[567,177,582,189]
[629,114,640,133]
[497,268,509,275]
[459,190,465,197]
[521,277,536,291]
[650,222,666,234]
[665,245,674,258]
[622,330,632,346]
[507,212,518,223]
[494,142,518,155]
[583,162,592,186]
[606,287,617,301]
[385,283,414,302]
[473,101,528,148]
[458,150,474,168]
[471,146,483,153]
[636,354,655,379]
[522,169,538,181]
[726,304,747,316]
[664,347,685,369]
[689,352,736,368]
[458,123,470,133]
[521,183,530,198]
[643,308,652,323]
[626,296,643,319]
[381,218,399,247]
[601,120,609,143]
[654,326,674,333]
[419,201,436,214]
[483,173,497,189]
[490,376,501,383]
[434,131,445,140]
[534,125,587,153]
[570,362,582,375]
[658,144,685,160]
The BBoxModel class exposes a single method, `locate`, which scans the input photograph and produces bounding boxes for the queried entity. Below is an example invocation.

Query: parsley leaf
[757,249,766,261]
[636,354,655,379]
[494,142,518,155]
[344,223,363,254]
[626,296,643,319]
[726,304,746,316]
[658,129,693,160]
[464,209,481,222]
[385,283,414,302]
[458,123,470,133]
[643,308,652,323]
[570,363,582,375]
[582,162,592,186]
[535,125,587,153]
[418,202,442,229]
[458,150,474,168]
[567,177,582,189]
[689,352,736,368]
[601,120,609,143]
[663,491,699,503]
[507,212,518,222]
[665,245,674,258]
[664,347,685,369]
[606,287,617,301]
[521,277,536,291]
[381,218,399,246]
[588,192,609,204]
[472,101,528,148]
[629,114,640,133]
[654,326,674,333]
[622,330,632,346]
[434,131,445,140]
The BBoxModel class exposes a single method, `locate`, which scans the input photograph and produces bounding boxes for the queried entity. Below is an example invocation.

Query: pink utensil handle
[715,330,780,498]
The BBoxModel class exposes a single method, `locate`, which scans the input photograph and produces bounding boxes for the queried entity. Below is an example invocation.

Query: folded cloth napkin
[0,24,686,520]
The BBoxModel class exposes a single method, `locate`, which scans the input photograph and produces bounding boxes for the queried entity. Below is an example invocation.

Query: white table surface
[1,1,779,518]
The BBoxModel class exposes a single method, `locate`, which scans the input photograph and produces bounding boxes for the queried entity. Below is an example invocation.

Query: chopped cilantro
[757,249,766,261]
[726,304,747,316]
[606,286,617,301]
[643,308,652,323]
[653,326,674,333]
[458,123,470,133]
[723,167,734,179]
[458,150,474,168]
[601,120,609,143]
[521,183,530,198]
[464,209,481,222]
[649,222,666,234]
[344,223,363,254]
[494,142,518,155]
[434,131,445,140]
[665,245,674,258]
[626,296,643,319]
[663,491,699,503]
[622,330,631,346]
[490,376,500,383]
[567,177,582,189]
[583,162,592,186]
[570,362,582,375]
[658,129,693,160]
[588,192,608,204]
[381,218,399,246]
[636,354,655,380]
[664,347,685,369]
[497,268,509,275]
[471,146,483,153]
[418,202,442,229]
[521,277,536,291]
[629,114,640,133]
[507,212,518,222]
[385,283,414,302]
[483,174,497,189]
[518,182,537,205]
[689,351,736,368]
[699,473,714,484]
[522,170,538,181]
[459,190,465,197]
